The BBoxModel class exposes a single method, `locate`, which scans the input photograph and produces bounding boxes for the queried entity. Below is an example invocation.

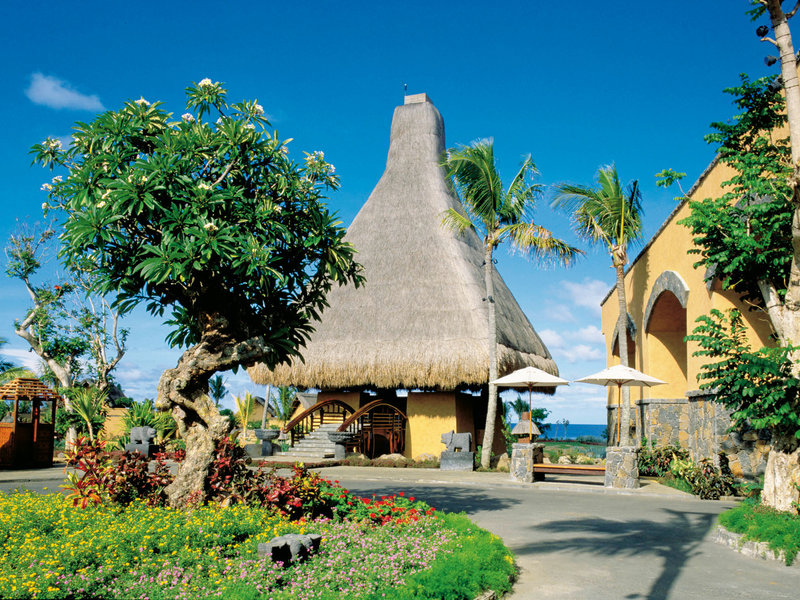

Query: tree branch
[761,36,780,47]
[787,1,800,19]
[757,278,786,341]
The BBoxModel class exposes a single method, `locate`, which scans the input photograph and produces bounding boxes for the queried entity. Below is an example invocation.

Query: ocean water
[509,422,607,441]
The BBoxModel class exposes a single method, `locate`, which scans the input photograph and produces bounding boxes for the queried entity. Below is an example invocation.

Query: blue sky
[0,1,774,423]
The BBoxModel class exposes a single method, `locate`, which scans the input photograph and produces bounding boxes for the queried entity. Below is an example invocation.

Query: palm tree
[442,140,581,468]
[208,375,227,407]
[68,387,108,442]
[553,164,643,446]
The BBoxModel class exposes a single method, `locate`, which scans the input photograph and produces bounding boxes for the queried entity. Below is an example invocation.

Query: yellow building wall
[600,158,775,411]
[405,392,457,459]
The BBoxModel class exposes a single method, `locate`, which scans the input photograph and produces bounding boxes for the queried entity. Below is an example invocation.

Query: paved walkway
[316,466,800,600]
[3,465,799,599]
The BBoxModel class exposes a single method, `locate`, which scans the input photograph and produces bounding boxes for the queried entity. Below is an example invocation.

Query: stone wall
[637,398,688,447]
[609,391,770,481]
[685,390,770,480]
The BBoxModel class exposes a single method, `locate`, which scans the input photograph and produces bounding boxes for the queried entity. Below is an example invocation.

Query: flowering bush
[63,437,436,525]
[0,492,512,599]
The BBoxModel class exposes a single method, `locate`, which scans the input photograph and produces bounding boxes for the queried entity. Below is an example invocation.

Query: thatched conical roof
[249,93,557,390]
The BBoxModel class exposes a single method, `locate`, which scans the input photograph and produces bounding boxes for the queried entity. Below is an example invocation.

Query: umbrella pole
[528,385,533,441]
[616,382,622,446]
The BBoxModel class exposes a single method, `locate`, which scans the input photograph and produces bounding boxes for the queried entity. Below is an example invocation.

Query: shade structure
[491,366,569,388]
[248,94,557,390]
[574,364,665,445]
[491,366,569,440]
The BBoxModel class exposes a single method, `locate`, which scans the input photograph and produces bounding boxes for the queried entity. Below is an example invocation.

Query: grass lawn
[718,501,800,565]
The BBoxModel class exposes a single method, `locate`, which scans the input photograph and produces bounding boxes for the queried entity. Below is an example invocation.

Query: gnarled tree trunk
[156,314,268,507]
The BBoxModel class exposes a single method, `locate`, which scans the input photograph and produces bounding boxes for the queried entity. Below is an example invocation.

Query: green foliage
[443,140,579,262]
[686,308,800,440]
[366,513,516,600]
[719,501,800,565]
[553,164,643,266]
[669,454,736,500]
[0,489,511,600]
[638,438,689,477]
[208,374,226,406]
[269,385,297,422]
[32,80,363,369]
[233,391,256,434]
[65,387,108,441]
[121,398,177,443]
[678,74,792,308]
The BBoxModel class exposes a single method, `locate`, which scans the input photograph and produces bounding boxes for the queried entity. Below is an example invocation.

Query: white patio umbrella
[491,366,569,440]
[574,364,665,445]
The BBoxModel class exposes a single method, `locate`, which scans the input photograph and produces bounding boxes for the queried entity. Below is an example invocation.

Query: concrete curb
[714,525,800,569]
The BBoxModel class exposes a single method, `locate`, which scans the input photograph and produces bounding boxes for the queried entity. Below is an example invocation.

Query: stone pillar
[510,442,544,483]
[604,446,640,489]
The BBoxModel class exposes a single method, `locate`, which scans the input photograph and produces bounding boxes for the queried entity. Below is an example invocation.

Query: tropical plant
[553,164,643,445]
[270,385,297,424]
[208,375,226,407]
[442,140,580,468]
[233,392,256,438]
[32,79,363,506]
[66,387,108,442]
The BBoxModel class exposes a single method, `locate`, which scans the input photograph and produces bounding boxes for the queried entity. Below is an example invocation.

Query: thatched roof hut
[249,93,557,390]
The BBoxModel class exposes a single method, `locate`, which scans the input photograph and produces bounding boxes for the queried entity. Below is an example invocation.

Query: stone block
[509,443,543,483]
[604,446,640,489]
[258,533,322,566]
[440,450,474,471]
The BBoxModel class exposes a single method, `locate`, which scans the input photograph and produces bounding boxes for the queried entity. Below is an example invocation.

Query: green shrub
[719,502,800,565]
[365,513,516,600]
[638,441,688,477]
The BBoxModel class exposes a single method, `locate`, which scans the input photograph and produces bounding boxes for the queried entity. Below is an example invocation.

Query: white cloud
[25,73,104,111]
[562,278,610,314]
[573,325,604,343]
[538,328,564,348]
[0,348,41,371]
[544,303,576,323]
[565,344,604,362]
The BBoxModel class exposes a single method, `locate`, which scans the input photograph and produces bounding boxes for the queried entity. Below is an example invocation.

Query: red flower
[409,497,415,502]
[398,491,404,496]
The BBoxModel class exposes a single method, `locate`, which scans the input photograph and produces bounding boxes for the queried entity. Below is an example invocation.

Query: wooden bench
[532,463,605,476]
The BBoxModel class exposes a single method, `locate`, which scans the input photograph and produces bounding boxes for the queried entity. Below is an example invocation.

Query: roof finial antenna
[404,83,407,97]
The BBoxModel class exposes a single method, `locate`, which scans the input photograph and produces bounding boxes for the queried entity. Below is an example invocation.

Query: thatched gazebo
[249,93,557,458]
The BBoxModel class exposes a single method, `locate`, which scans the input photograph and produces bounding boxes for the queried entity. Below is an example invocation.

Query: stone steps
[275,423,347,459]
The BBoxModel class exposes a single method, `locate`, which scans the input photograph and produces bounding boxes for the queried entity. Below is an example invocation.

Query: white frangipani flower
[198,182,212,191]
[198,78,213,88]
[203,222,218,233]
[182,113,195,122]
[41,183,53,191]
[254,104,264,115]
[135,97,150,106]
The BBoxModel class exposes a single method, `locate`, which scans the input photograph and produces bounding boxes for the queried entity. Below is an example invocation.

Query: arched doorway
[645,291,688,398]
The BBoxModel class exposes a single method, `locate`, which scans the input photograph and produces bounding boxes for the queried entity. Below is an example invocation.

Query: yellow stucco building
[600,159,774,478]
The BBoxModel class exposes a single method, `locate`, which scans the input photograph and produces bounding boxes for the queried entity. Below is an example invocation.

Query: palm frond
[501,222,583,266]
[552,164,643,253]
[443,141,502,228]
[441,208,475,236]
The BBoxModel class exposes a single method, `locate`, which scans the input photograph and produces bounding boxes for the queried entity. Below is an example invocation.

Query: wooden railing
[283,399,355,446]
[338,400,407,458]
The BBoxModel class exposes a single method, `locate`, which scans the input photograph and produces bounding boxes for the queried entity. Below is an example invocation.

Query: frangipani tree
[553,165,643,446]
[442,140,580,469]
[33,79,363,506]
